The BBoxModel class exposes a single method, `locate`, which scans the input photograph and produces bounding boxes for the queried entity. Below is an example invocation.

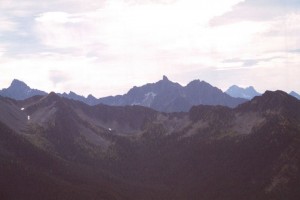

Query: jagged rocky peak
[158,75,173,85]
[67,91,82,98]
[162,75,169,81]
[10,79,30,89]
[0,79,47,100]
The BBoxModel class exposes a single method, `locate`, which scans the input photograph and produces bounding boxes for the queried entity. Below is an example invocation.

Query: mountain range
[97,76,247,112]
[225,85,261,99]
[0,77,248,112]
[2,78,299,112]
[290,91,300,100]
[225,85,300,101]
[0,89,300,199]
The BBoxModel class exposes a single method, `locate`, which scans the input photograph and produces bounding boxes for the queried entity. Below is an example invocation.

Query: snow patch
[21,108,25,111]
[242,94,251,99]
[142,92,157,106]
[145,92,157,98]
[109,128,112,131]
[131,102,141,106]
[27,115,30,120]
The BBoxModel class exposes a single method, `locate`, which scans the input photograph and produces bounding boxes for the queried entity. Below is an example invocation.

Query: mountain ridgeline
[0,79,47,100]
[226,85,261,99]
[0,77,247,112]
[0,90,300,199]
[98,76,247,112]
[290,91,300,100]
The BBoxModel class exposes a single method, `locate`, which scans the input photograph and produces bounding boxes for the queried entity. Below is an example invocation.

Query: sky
[0,0,300,97]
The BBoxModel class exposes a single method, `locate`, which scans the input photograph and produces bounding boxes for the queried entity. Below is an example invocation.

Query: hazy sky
[1,0,299,97]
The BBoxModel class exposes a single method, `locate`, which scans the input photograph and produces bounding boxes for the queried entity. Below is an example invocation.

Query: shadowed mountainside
[0,90,300,199]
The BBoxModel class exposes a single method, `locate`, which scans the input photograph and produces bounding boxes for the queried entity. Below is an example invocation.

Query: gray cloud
[288,49,300,53]
[223,56,282,67]
[210,0,300,26]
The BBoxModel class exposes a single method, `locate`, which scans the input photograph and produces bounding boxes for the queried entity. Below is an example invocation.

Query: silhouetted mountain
[61,91,86,101]
[290,91,300,100]
[98,76,247,112]
[226,85,261,99]
[237,90,300,114]
[0,95,126,200]
[1,78,247,112]
[1,90,300,199]
[0,79,47,100]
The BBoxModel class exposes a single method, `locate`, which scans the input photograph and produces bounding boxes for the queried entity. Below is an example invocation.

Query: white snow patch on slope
[142,92,157,107]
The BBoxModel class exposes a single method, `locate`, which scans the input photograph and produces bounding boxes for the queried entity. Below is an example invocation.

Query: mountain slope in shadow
[0,91,299,199]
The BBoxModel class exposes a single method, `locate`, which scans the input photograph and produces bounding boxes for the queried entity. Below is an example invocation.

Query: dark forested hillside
[0,90,299,199]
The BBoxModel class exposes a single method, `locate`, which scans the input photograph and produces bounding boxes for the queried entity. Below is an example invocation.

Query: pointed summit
[162,75,169,81]
[10,79,30,89]
[0,79,47,100]
[97,77,246,112]
[60,91,87,102]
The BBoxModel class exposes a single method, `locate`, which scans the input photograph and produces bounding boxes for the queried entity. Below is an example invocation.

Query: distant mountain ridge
[0,76,247,112]
[290,91,300,100]
[0,79,47,100]
[226,85,261,99]
[1,77,299,112]
[98,76,247,112]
